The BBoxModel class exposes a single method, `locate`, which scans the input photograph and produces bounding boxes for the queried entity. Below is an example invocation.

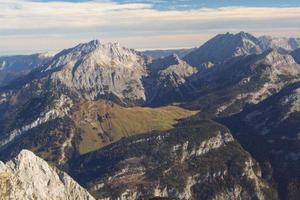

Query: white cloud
[0,0,300,54]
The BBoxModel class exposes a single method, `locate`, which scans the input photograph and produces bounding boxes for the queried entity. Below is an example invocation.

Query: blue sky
[1,0,300,55]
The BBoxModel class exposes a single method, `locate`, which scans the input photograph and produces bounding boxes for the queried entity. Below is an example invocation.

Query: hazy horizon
[1,0,300,55]
[1,31,300,56]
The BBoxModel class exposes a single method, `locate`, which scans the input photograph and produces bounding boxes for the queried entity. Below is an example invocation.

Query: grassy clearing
[73,101,197,154]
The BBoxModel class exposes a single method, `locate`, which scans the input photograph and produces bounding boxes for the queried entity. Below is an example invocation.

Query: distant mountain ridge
[259,35,300,51]
[0,53,52,86]
[141,48,196,59]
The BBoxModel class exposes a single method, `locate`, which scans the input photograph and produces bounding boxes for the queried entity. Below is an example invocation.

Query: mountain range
[1,31,300,200]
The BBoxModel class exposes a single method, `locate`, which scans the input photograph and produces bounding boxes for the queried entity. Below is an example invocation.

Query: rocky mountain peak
[220,31,257,43]
[184,31,263,68]
[8,149,37,168]
[45,40,147,102]
[0,149,95,200]
[232,32,263,56]
[47,40,144,71]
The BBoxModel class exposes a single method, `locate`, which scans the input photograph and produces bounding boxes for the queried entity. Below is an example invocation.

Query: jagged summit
[47,40,141,70]
[45,40,147,102]
[0,149,95,200]
[184,31,263,68]
[71,40,127,58]
[222,31,257,41]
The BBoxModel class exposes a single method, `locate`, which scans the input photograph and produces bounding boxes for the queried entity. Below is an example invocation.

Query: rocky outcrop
[0,149,95,200]
[69,120,277,200]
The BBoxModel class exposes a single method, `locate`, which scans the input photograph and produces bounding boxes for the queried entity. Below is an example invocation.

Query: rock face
[0,53,52,86]
[69,120,277,200]
[46,40,148,104]
[219,82,300,200]
[0,149,95,200]
[259,36,300,51]
[184,32,263,69]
